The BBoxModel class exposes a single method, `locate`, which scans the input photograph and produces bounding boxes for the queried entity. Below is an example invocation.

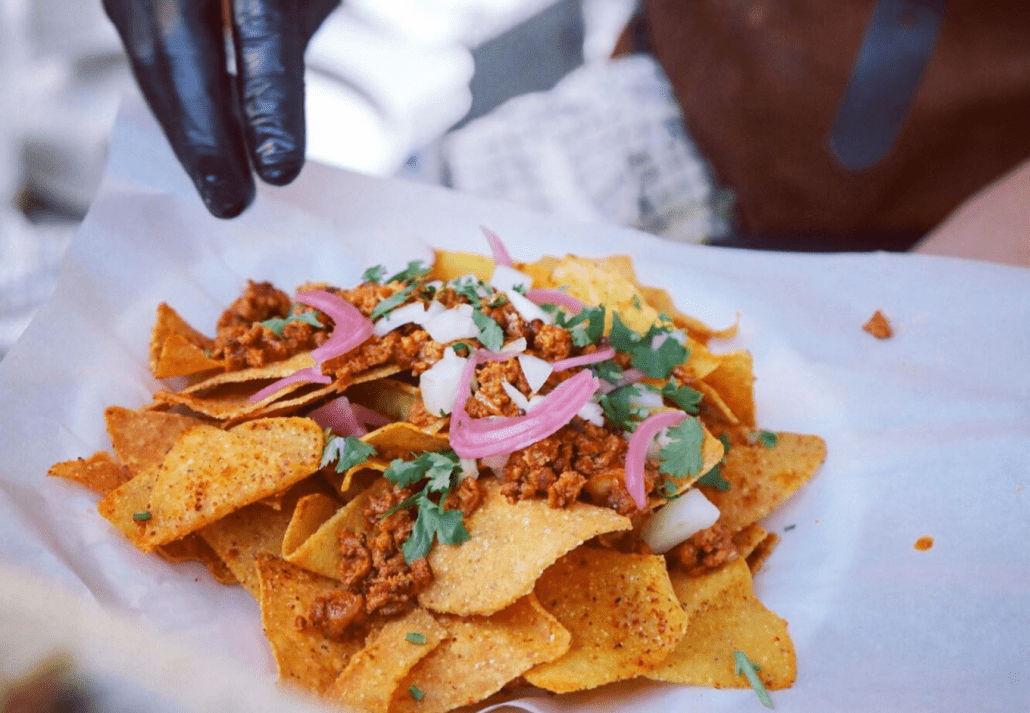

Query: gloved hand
[103,0,340,218]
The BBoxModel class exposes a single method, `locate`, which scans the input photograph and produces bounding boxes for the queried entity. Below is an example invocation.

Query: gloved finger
[231,0,307,186]
[102,0,255,218]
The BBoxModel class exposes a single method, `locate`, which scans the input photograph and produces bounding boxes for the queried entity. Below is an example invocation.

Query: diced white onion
[646,426,673,460]
[630,385,665,414]
[577,401,604,426]
[501,381,530,412]
[459,457,479,480]
[640,489,721,553]
[424,303,479,343]
[419,348,468,416]
[481,453,510,474]
[490,264,531,293]
[517,354,553,393]
[501,337,528,354]
[373,300,444,336]
[506,290,554,325]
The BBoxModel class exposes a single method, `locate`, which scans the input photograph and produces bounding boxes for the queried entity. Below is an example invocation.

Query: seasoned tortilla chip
[256,554,365,695]
[359,422,450,462]
[345,379,421,422]
[155,534,237,585]
[149,303,218,378]
[419,479,631,616]
[47,451,130,495]
[328,607,447,713]
[745,532,780,574]
[391,595,570,713]
[524,547,688,692]
[647,558,796,690]
[430,249,495,283]
[731,523,769,560]
[701,430,827,533]
[637,284,738,344]
[102,418,323,551]
[702,350,757,428]
[104,406,205,477]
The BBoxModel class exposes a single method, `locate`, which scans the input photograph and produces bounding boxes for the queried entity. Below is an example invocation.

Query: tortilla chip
[745,532,780,574]
[149,303,218,378]
[731,523,769,560]
[256,554,365,695]
[702,350,757,428]
[637,284,738,344]
[47,451,130,496]
[359,422,450,462]
[104,406,205,477]
[345,379,421,422]
[391,595,570,713]
[647,558,796,690]
[328,607,447,713]
[107,418,322,551]
[701,430,827,533]
[96,466,161,549]
[430,249,495,283]
[155,534,237,585]
[418,479,631,616]
[524,547,688,692]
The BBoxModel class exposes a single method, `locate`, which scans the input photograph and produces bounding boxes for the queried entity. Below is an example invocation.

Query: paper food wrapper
[2,96,1029,712]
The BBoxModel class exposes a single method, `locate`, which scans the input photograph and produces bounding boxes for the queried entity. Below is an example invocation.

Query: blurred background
[0,0,724,359]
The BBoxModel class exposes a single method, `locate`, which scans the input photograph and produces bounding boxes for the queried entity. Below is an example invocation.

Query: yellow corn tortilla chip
[731,523,769,560]
[47,451,130,496]
[702,430,827,534]
[149,302,218,378]
[647,558,796,690]
[104,406,206,477]
[429,249,495,283]
[745,532,780,574]
[102,418,322,551]
[328,607,447,713]
[283,478,390,579]
[702,350,757,428]
[358,422,451,462]
[524,547,688,692]
[256,554,365,696]
[418,479,632,616]
[391,594,570,713]
[636,284,738,344]
[345,378,420,422]
[155,533,237,585]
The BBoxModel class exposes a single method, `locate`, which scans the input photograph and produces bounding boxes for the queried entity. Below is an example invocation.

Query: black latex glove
[103,0,340,218]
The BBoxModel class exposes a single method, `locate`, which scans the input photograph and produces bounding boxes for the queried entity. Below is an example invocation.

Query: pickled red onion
[526,289,582,314]
[249,366,331,404]
[624,410,689,510]
[550,346,616,372]
[308,396,389,436]
[295,290,374,364]
[481,226,513,267]
[450,350,600,458]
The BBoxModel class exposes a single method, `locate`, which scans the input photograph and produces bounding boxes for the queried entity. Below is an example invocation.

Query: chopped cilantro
[409,685,425,701]
[471,309,504,351]
[631,294,642,309]
[661,381,703,414]
[132,510,152,522]
[597,385,649,432]
[447,276,490,307]
[420,283,438,300]
[362,264,387,284]
[658,417,705,478]
[697,464,730,491]
[370,284,417,321]
[588,360,623,384]
[450,341,473,355]
[487,293,508,307]
[607,312,639,353]
[511,283,528,296]
[383,451,471,562]
[757,430,779,448]
[718,432,732,453]
[387,260,430,284]
[658,479,680,500]
[406,632,427,645]
[556,305,605,348]
[260,308,324,337]
[734,650,774,708]
[320,435,376,473]
[631,335,690,380]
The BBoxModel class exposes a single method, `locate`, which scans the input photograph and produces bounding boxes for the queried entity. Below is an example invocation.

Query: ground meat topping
[306,589,365,640]
[667,522,736,576]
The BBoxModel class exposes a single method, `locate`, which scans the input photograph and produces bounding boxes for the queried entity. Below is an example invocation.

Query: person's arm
[914,157,1030,268]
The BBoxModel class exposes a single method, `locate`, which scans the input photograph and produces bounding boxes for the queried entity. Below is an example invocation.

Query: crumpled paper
[1,95,1029,712]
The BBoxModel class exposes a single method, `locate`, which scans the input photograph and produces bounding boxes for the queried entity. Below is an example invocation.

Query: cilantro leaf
[557,305,606,348]
[607,312,640,353]
[757,430,778,448]
[388,260,430,284]
[658,479,680,500]
[734,650,774,708]
[471,309,504,351]
[589,360,623,384]
[363,264,387,284]
[409,685,424,701]
[718,432,732,453]
[658,417,705,478]
[422,452,461,493]
[260,308,324,337]
[597,385,649,432]
[631,294,642,309]
[661,381,703,414]
[403,499,469,562]
[697,464,730,491]
[370,284,417,321]
[320,436,377,473]
[631,336,690,380]
[384,456,430,488]
[406,632,427,645]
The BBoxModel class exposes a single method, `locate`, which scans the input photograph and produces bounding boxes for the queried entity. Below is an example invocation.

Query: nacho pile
[49,231,825,711]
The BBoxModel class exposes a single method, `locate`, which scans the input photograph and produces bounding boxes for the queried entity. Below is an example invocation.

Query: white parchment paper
[2,96,1029,712]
